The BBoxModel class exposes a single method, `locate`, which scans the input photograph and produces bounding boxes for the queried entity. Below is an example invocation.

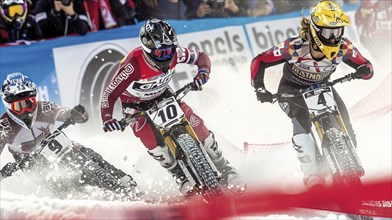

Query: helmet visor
[318,27,344,46]
[320,27,343,40]
[152,47,176,62]
[2,4,26,20]
[9,96,37,115]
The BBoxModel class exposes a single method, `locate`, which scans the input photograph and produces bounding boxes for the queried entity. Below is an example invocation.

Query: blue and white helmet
[1,72,38,129]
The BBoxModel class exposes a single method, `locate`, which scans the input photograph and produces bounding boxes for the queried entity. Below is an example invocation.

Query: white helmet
[1,72,37,129]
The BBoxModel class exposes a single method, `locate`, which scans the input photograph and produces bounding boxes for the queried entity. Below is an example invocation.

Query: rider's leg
[292,113,326,190]
[179,101,246,194]
[333,88,357,146]
[131,116,195,197]
[278,80,326,190]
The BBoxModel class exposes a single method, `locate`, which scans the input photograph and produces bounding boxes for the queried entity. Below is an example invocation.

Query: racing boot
[202,131,246,195]
[292,133,326,191]
[148,145,197,198]
[119,174,143,199]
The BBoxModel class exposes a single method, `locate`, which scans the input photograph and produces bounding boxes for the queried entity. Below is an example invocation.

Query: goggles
[8,96,37,115]
[319,27,344,40]
[1,3,26,20]
[152,47,176,62]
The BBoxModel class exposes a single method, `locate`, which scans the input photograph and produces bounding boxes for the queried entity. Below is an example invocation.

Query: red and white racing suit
[100,46,212,150]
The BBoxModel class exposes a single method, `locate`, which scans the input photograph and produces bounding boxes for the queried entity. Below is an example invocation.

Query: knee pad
[147,145,176,170]
[292,133,316,162]
[292,133,319,177]
[202,131,222,160]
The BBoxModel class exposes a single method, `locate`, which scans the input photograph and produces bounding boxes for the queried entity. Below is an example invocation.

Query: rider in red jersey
[251,1,373,190]
[100,18,245,197]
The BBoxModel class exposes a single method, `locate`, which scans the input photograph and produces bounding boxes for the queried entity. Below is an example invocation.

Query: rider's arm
[176,46,211,73]
[250,41,288,89]
[341,38,374,80]
[39,101,71,122]
[100,55,141,123]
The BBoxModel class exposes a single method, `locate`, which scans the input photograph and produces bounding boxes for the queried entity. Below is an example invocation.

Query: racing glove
[193,68,210,91]
[103,118,122,132]
[70,104,89,123]
[352,64,371,79]
[255,87,273,103]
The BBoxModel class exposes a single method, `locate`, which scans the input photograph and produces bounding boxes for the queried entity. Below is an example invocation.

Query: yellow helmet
[309,1,350,60]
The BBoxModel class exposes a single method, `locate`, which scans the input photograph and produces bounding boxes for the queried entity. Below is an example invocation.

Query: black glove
[255,87,273,103]
[70,104,88,123]
[352,65,371,79]
[0,162,20,178]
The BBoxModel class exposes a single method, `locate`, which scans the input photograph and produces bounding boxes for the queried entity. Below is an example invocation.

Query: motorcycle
[1,118,141,201]
[272,74,365,188]
[119,83,224,203]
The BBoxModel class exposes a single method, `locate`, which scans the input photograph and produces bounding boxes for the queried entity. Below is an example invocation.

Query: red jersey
[100,46,211,122]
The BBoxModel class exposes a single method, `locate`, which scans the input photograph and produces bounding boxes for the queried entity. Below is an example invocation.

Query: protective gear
[119,174,143,198]
[292,133,326,190]
[139,18,178,73]
[148,146,195,197]
[352,64,371,79]
[202,132,246,195]
[1,72,38,129]
[255,87,273,103]
[69,104,88,124]
[0,0,27,24]
[193,68,210,91]
[103,118,122,132]
[309,1,350,60]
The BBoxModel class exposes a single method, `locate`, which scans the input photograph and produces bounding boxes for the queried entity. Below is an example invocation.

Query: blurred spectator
[344,0,358,4]
[355,0,391,60]
[184,0,242,19]
[235,0,274,17]
[273,0,318,14]
[84,0,137,31]
[26,0,38,14]
[0,0,42,44]
[132,0,152,21]
[144,0,186,20]
[34,0,89,38]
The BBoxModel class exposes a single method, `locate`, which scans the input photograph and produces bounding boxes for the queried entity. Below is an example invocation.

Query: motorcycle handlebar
[271,73,355,102]
[119,82,197,131]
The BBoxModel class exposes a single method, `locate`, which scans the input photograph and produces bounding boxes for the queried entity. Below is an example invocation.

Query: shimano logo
[101,63,134,108]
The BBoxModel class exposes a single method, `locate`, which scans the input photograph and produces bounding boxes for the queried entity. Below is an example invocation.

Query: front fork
[161,118,221,185]
[311,113,364,178]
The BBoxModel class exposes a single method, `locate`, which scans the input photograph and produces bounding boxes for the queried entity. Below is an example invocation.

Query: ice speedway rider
[250,1,373,190]
[0,72,139,198]
[100,18,246,197]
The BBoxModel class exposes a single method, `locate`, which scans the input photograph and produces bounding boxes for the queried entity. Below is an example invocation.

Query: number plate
[147,97,184,129]
[303,86,336,115]
[40,130,73,162]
